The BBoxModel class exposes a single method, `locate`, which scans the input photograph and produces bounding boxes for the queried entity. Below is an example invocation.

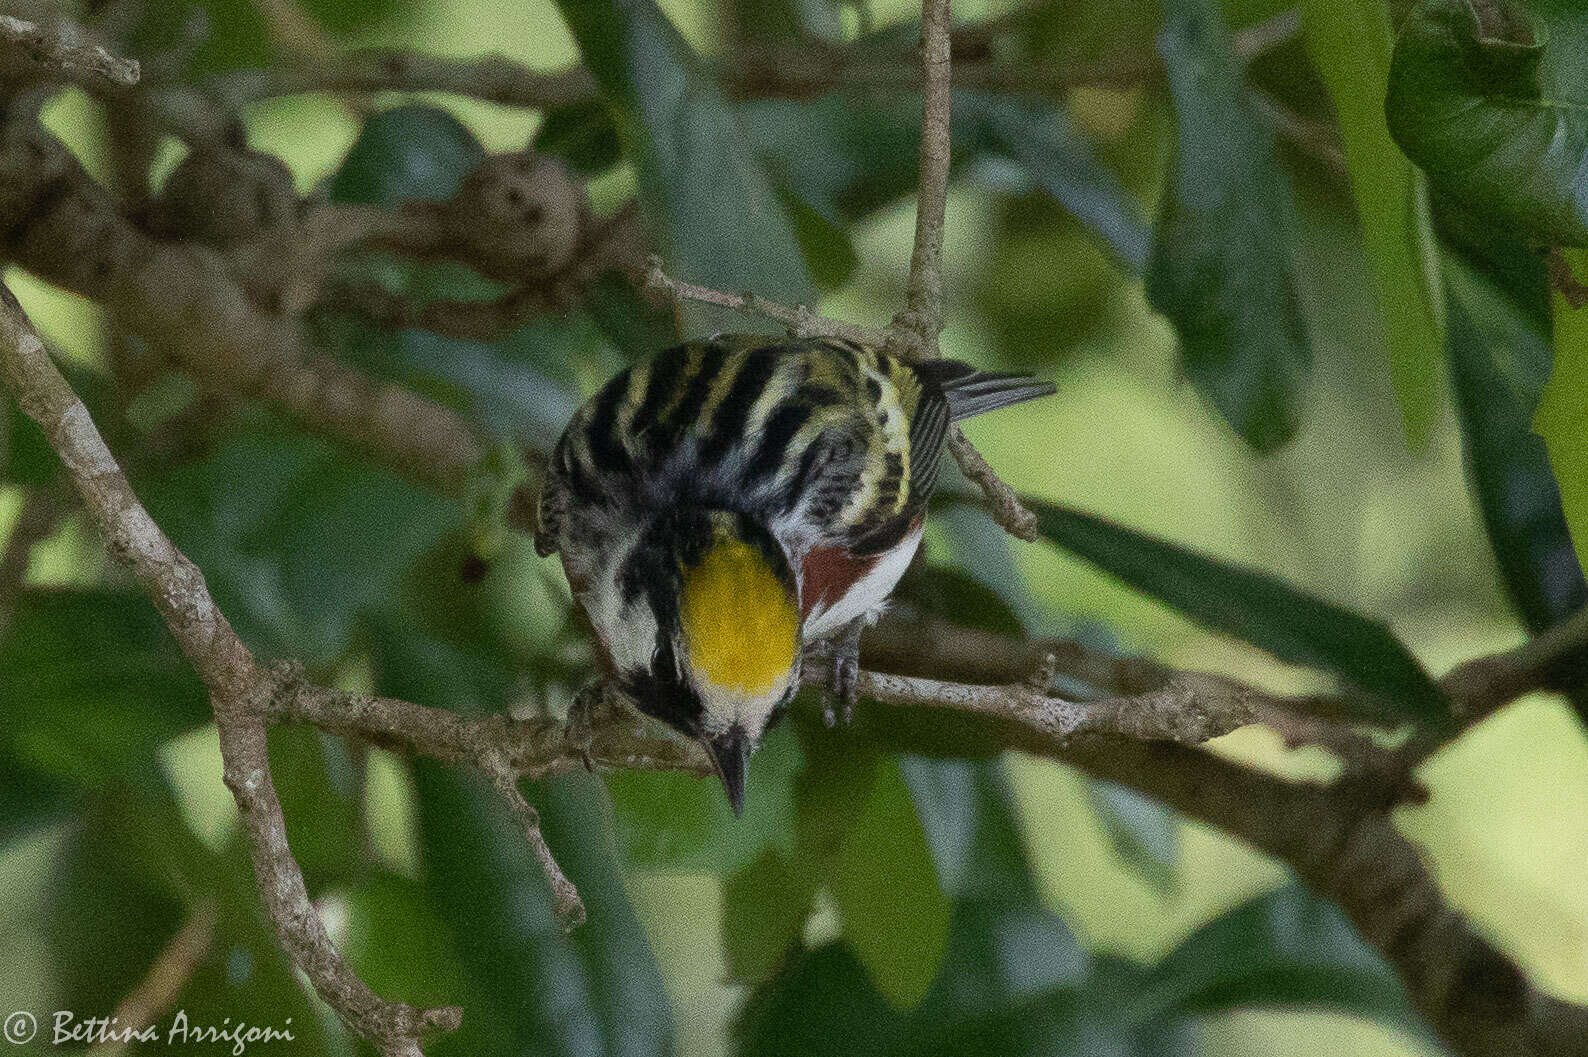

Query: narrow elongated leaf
[743,89,1149,274]
[555,0,813,324]
[738,756,1090,1056]
[1537,247,1588,594]
[829,756,953,1010]
[1146,0,1311,450]
[1445,251,1587,641]
[414,764,676,1057]
[1388,0,1588,246]
[375,621,675,1057]
[905,758,1087,1021]
[1013,497,1450,728]
[720,847,815,985]
[965,94,1151,273]
[1086,780,1179,894]
[1300,0,1446,446]
[1,590,209,788]
[1140,883,1428,1039]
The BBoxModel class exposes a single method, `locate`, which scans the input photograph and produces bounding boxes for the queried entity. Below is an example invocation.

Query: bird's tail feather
[914,359,1057,421]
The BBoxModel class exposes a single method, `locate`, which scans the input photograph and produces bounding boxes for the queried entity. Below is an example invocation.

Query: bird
[535,334,1054,813]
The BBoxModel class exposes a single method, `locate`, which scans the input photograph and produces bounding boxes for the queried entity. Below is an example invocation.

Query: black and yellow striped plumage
[537,334,1053,810]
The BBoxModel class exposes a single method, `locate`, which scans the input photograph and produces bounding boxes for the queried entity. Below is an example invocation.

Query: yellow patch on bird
[678,538,799,695]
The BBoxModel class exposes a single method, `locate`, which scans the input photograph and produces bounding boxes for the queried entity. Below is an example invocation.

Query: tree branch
[0,282,477,1054]
[0,123,492,500]
[211,49,595,111]
[262,599,1588,1057]
[0,13,140,89]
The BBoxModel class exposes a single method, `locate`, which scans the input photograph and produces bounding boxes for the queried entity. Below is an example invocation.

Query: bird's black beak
[705,727,749,817]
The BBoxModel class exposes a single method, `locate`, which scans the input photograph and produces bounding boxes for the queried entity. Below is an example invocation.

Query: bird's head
[626,511,801,814]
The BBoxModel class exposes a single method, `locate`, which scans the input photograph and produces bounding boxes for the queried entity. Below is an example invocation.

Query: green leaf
[905,759,1087,1019]
[138,425,457,664]
[2,398,58,486]
[742,88,1149,273]
[829,756,952,1010]
[1086,779,1179,895]
[555,0,814,326]
[1015,497,1450,728]
[46,790,190,1013]
[1445,249,1587,643]
[783,190,860,290]
[1300,0,1446,446]
[962,94,1151,273]
[0,749,72,842]
[1537,247,1588,594]
[267,726,363,886]
[534,99,625,177]
[1387,0,1588,246]
[738,757,1091,1055]
[1141,883,1429,1039]
[340,871,470,1008]
[1145,0,1311,451]
[0,590,209,788]
[330,105,486,205]
[720,847,816,985]
[606,730,799,876]
[896,757,1033,903]
[413,764,676,1057]
[740,91,943,227]
[734,943,908,1057]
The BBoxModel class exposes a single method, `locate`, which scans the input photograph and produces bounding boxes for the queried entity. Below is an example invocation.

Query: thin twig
[88,902,218,1057]
[643,257,889,346]
[894,0,952,359]
[211,50,595,111]
[888,0,1041,543]
[1545,248,1588,309]
[481,753,586,930]
[721,6,1300,100]
[946,430,1039,539]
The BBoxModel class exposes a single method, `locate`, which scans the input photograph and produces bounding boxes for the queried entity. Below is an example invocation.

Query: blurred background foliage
[2,0,1588,1055]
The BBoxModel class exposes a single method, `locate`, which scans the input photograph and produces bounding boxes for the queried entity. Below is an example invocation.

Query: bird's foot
[810,617,867,727]
[564,679,613,771]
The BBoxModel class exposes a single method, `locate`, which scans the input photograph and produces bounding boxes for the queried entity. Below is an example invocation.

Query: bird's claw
[564,679,608,771]
[827,650,859,727]
[817,617,866,727]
